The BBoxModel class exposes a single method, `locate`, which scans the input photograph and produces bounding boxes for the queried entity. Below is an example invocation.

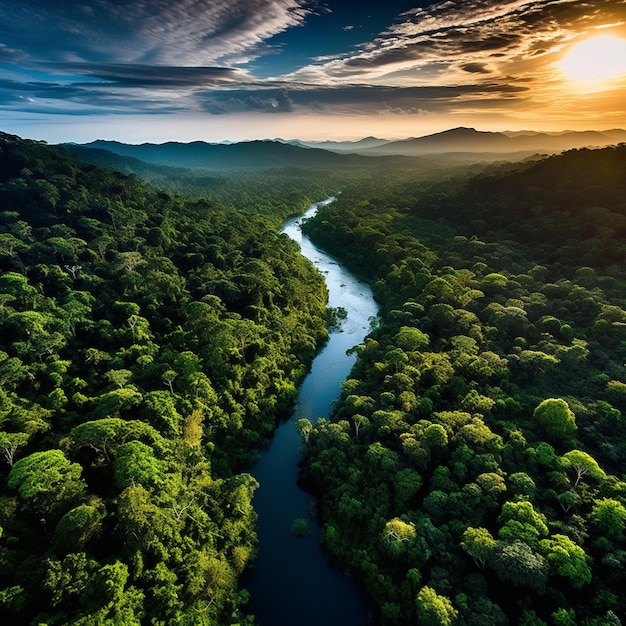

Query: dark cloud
[275,89,295,111]
[344,44,425,69]
[0,78,87,98]
[450,32,521,54]
[40,63,248,87]
[243,88,295,113]
[202,88,296,114]
[0,76,186,115]
[198,82,527,116]
[0,76,527,118]
[518,0,626,30]
[461,63,491,74]
[342,27,519,72]
[0,89,23,105]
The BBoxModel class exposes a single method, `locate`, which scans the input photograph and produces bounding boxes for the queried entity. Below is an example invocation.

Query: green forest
[0,131,332,624]
[301,144,626,625]
[1,128,626,625]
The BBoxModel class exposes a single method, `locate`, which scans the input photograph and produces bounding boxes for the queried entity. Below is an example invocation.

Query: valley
[1,130,626,625]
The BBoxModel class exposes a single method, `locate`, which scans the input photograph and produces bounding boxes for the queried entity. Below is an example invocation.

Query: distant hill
[295,136,390,153]
[356,127,626,157]
[63,144,173,176]
[70,138,401,169]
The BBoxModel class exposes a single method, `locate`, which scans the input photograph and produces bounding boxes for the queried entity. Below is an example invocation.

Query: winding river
[245,198,379,625]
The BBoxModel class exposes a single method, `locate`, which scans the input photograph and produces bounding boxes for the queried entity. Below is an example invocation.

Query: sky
[1,0,626,143]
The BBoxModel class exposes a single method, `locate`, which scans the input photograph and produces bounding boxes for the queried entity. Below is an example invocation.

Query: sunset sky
[1,0,626,143]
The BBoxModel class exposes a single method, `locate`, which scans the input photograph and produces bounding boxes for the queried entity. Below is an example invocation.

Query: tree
[476,472,507,502]
[291,518,312,537]
[385,347,409,373]
[161,369,177,394]
[105,369,133,389]
[52,502,106,552]
[492,541,548,592]
[498,500,549,545]
[113,441,164,490]
[393,467,422,510]
[93,388,143,418]
[296,418,313,443]
[383,517,416,548]
[64,418,165,465]
[532,398,577,442]
[423,423,448,450]
[0,272,38,309]
[350,413,369,441]
[538,534,591,588]
[183,409,203,447]
[461,389,496,414]
[551,608,577,626]
[0,431,30,465]
[394,326,430,352]
[141,391,182,435]
[43,551,99,608]
[590,498,626,541]
[8,449,86,521]
[461,526,496,569]
[561,449,606,488]
[415,586,458,626]
[508,472,536,499]
[82,561,143,624]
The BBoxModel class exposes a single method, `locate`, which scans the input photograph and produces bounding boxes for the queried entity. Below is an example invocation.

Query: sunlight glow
[558,35,626,81]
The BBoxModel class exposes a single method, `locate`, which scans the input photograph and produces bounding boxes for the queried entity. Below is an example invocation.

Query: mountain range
[298,127,626,157]
[67,138,383,169]
[65,127,626,170]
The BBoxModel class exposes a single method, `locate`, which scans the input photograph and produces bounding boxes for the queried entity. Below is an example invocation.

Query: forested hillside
[301,144,626,625]
[0,131,331,625]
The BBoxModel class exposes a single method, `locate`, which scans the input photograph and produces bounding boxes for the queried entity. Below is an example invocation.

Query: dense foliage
[301,144,626,625]
[0,131,331,624]
[63,144,339,219]
[5,128,626,625]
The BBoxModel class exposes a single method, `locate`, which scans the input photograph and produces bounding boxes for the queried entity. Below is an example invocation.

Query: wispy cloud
[285,0,626,88]
[0,0,313,65]
[40,63,250,86]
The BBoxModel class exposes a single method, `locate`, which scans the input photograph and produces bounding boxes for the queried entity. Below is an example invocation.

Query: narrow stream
[245,198,379,626]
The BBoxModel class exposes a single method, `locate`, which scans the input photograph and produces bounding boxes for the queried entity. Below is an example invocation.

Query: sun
[558,35,626,81]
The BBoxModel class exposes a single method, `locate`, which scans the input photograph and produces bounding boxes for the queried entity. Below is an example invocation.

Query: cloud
[0,0,313,65]
[462,63,492,74]
[285,0,626,87]
[39,63,250,87]
[1,0,625,134]
[242,88,295,113]
[0,43,25,62]
[197,82,527,117]
[0,76,194,115]
[0,67,527,120]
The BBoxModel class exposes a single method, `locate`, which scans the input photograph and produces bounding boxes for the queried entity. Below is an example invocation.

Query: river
[245,198,379,626]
